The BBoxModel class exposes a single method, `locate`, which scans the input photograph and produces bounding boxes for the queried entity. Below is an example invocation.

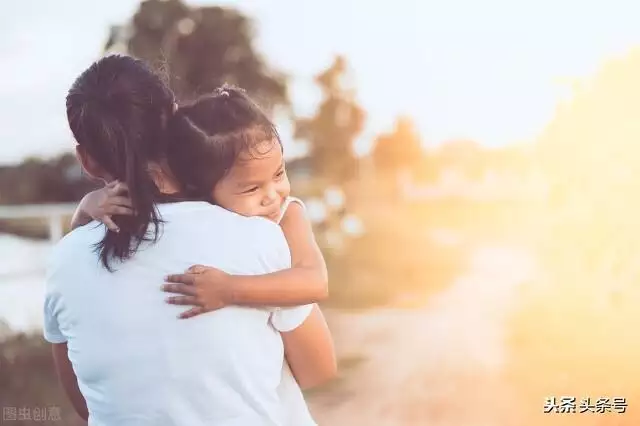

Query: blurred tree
[294,56,366,184]
[436,139,486,180]
[371,116,424,176]
[507,51,640,421]
[486,145,532,175]
[537,51,640,205]
[536,48,640,260]
[105,0,288,107]
[0,154,97,205]
[412,150,444,183]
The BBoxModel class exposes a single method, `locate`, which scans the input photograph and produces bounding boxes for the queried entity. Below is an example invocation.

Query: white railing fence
[0,203,78,243]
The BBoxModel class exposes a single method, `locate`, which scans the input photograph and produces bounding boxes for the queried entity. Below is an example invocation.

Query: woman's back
[44,201,308,425]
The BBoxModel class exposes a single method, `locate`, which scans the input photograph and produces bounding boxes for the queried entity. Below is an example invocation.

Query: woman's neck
[148,160,214,204]
[148,161,181,194]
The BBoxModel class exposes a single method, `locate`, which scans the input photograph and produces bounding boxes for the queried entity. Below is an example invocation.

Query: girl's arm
[163,201,329,317]
[70,201,94,230]
[71,181,133,231]
[230,201,329,305]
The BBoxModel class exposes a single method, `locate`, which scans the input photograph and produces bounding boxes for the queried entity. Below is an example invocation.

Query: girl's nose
[262,189,278,206]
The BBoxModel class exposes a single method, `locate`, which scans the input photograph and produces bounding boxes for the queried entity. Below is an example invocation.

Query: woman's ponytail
[66,55,175,271]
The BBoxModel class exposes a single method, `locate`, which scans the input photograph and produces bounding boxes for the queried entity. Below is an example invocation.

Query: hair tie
[219,89,230,98]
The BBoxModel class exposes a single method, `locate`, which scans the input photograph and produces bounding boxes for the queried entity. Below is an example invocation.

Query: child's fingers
[105,180,119,188]
[106,205,134,216]
[165,295,198,306]
[179,307,206,319]
[162,282,197,295]
[102,216,120,233]
[108,181,129,196]
[186,265,207,274]
[164,273,196,286]
[109,196,134,209]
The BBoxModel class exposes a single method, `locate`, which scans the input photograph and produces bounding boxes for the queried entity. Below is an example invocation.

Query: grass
[506,284,640,425]
[0,332,86,426]
[502,199,640,425]
[322,209,469,309]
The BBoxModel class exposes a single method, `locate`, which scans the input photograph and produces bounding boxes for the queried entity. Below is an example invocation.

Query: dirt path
[307,245,536,426]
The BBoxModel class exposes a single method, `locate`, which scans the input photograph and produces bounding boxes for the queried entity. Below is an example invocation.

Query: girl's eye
[275,170,285,179]
[243,186,259,194]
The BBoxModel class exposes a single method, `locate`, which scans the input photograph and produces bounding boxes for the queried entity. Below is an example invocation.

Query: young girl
[72,86,329,316]
[71,86,330,425]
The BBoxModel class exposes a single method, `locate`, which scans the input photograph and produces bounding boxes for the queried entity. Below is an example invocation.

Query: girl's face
[212,139,290,222]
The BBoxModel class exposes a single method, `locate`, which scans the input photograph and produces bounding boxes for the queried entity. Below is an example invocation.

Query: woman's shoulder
[50,223,103,264]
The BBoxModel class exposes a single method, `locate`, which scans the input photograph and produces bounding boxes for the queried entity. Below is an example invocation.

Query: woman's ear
[75,145,111,184]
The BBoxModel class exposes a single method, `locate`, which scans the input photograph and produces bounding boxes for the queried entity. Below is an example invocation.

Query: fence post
[48,215,63,243]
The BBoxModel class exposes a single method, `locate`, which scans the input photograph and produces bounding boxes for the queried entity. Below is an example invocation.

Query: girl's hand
[78,181,133,232]
[162,265,235,319]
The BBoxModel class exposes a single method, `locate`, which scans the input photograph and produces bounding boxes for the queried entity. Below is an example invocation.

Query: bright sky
[1,0,640,165]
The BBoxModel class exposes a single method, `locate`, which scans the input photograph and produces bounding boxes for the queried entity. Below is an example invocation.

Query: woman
[44,54,335,425]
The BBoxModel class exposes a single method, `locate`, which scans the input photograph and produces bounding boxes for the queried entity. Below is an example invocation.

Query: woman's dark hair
[66,55,175,271]
[164,85,282,201]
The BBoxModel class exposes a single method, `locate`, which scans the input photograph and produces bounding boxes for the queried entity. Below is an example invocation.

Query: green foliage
[107,0,288,107]
[0,331,86,425]
[371,116,424,175]
[505,49,640,426]
[0,154,96,205]
[294,56,366,184]
[534,49,640,283]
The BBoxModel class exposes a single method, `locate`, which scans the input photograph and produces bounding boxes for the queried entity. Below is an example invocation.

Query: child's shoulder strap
[277,196,305,224]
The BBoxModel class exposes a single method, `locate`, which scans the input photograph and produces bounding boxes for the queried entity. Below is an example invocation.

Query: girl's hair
[66,55,175,271]
[164,85,282,201]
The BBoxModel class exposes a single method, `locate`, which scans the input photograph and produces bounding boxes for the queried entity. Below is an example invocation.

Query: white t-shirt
[43,201,315,426]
